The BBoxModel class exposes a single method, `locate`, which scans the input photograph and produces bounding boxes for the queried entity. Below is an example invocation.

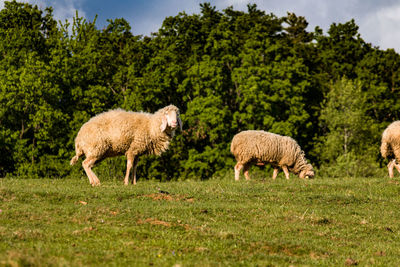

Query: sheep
[70,105,182,186]
[380,121,400,178]
[230,130,314,180]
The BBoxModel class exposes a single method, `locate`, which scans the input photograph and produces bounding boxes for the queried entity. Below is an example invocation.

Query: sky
[1,0,400,52]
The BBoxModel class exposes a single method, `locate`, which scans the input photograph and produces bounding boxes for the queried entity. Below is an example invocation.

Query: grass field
[1,174,400,266]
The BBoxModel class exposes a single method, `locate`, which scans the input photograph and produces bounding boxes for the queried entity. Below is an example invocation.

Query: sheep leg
[388,159,395,178]
[82,157,100,186]
[243,163,251,180]
[124,155,134,185]
[131,157,139,185]
[124,155,139,185]
[272,168,279,180]
[282,165,290,179]
[234,162,243,181]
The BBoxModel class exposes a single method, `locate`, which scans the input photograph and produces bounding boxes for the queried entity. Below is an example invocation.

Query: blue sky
[1,0,400,52]
[81,0,203,33]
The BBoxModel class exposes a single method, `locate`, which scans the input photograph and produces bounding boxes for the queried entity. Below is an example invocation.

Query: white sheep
[70,105,182,186]
[230,130,314,180]
[380,121,400,178]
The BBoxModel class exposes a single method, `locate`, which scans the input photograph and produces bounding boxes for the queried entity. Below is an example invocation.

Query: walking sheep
[380,121,400,178]
[230,130,314,180]
[70,105,182,186]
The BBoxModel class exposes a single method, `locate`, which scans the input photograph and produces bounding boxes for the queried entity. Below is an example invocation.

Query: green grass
[1,174,400,266]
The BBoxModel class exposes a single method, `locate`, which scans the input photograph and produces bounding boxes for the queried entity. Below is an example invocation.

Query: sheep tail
[70,144,83,166]
[70,155,80,166]
[380,139,391,159]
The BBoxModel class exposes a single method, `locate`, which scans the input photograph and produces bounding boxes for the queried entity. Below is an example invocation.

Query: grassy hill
[1,174,400,266]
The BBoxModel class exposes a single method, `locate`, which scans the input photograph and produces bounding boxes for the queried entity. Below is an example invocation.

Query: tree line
[1,1,399,179]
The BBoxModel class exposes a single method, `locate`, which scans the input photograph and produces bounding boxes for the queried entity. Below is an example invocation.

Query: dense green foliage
[1,176,400,265]
[1,1,400,179]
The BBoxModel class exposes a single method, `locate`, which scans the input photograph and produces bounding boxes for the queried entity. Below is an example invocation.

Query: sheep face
[299,164,315,179]
[160,109,182,132]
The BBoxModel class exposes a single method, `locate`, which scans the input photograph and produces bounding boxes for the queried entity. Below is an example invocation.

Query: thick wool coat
[70,105,179,165]
[381,120,400,161]
[231,130,313,175]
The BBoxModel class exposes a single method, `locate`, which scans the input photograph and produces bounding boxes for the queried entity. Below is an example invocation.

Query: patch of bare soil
[72,226,96,235]
[137,218,193,230]
[345,258,358,265]
[138,193,194,202]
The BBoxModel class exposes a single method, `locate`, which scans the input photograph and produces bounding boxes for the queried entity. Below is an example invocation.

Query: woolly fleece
[231,130,314,180]
[70,105,182,185]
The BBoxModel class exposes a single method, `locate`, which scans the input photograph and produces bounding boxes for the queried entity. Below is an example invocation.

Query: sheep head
[299,164,315,179]
[159,105,182,132]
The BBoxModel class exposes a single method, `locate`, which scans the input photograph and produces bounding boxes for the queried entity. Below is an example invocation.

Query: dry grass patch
[138,193,194,202]
[137,217,195,230]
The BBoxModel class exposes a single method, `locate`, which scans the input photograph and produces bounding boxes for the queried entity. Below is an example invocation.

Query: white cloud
[51,0,86,24]
[359,4,400,51]
[207,0,400,52]
[217,0,250,8]
[0,0,86,24]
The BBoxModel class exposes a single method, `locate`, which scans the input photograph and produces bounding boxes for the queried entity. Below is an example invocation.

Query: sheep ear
[160,116,168,132]
[178,116,183,131]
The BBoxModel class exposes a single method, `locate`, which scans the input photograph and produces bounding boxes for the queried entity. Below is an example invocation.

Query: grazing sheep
[230,130,314,180]
[70,105,182,186]
[380,121,400,178]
